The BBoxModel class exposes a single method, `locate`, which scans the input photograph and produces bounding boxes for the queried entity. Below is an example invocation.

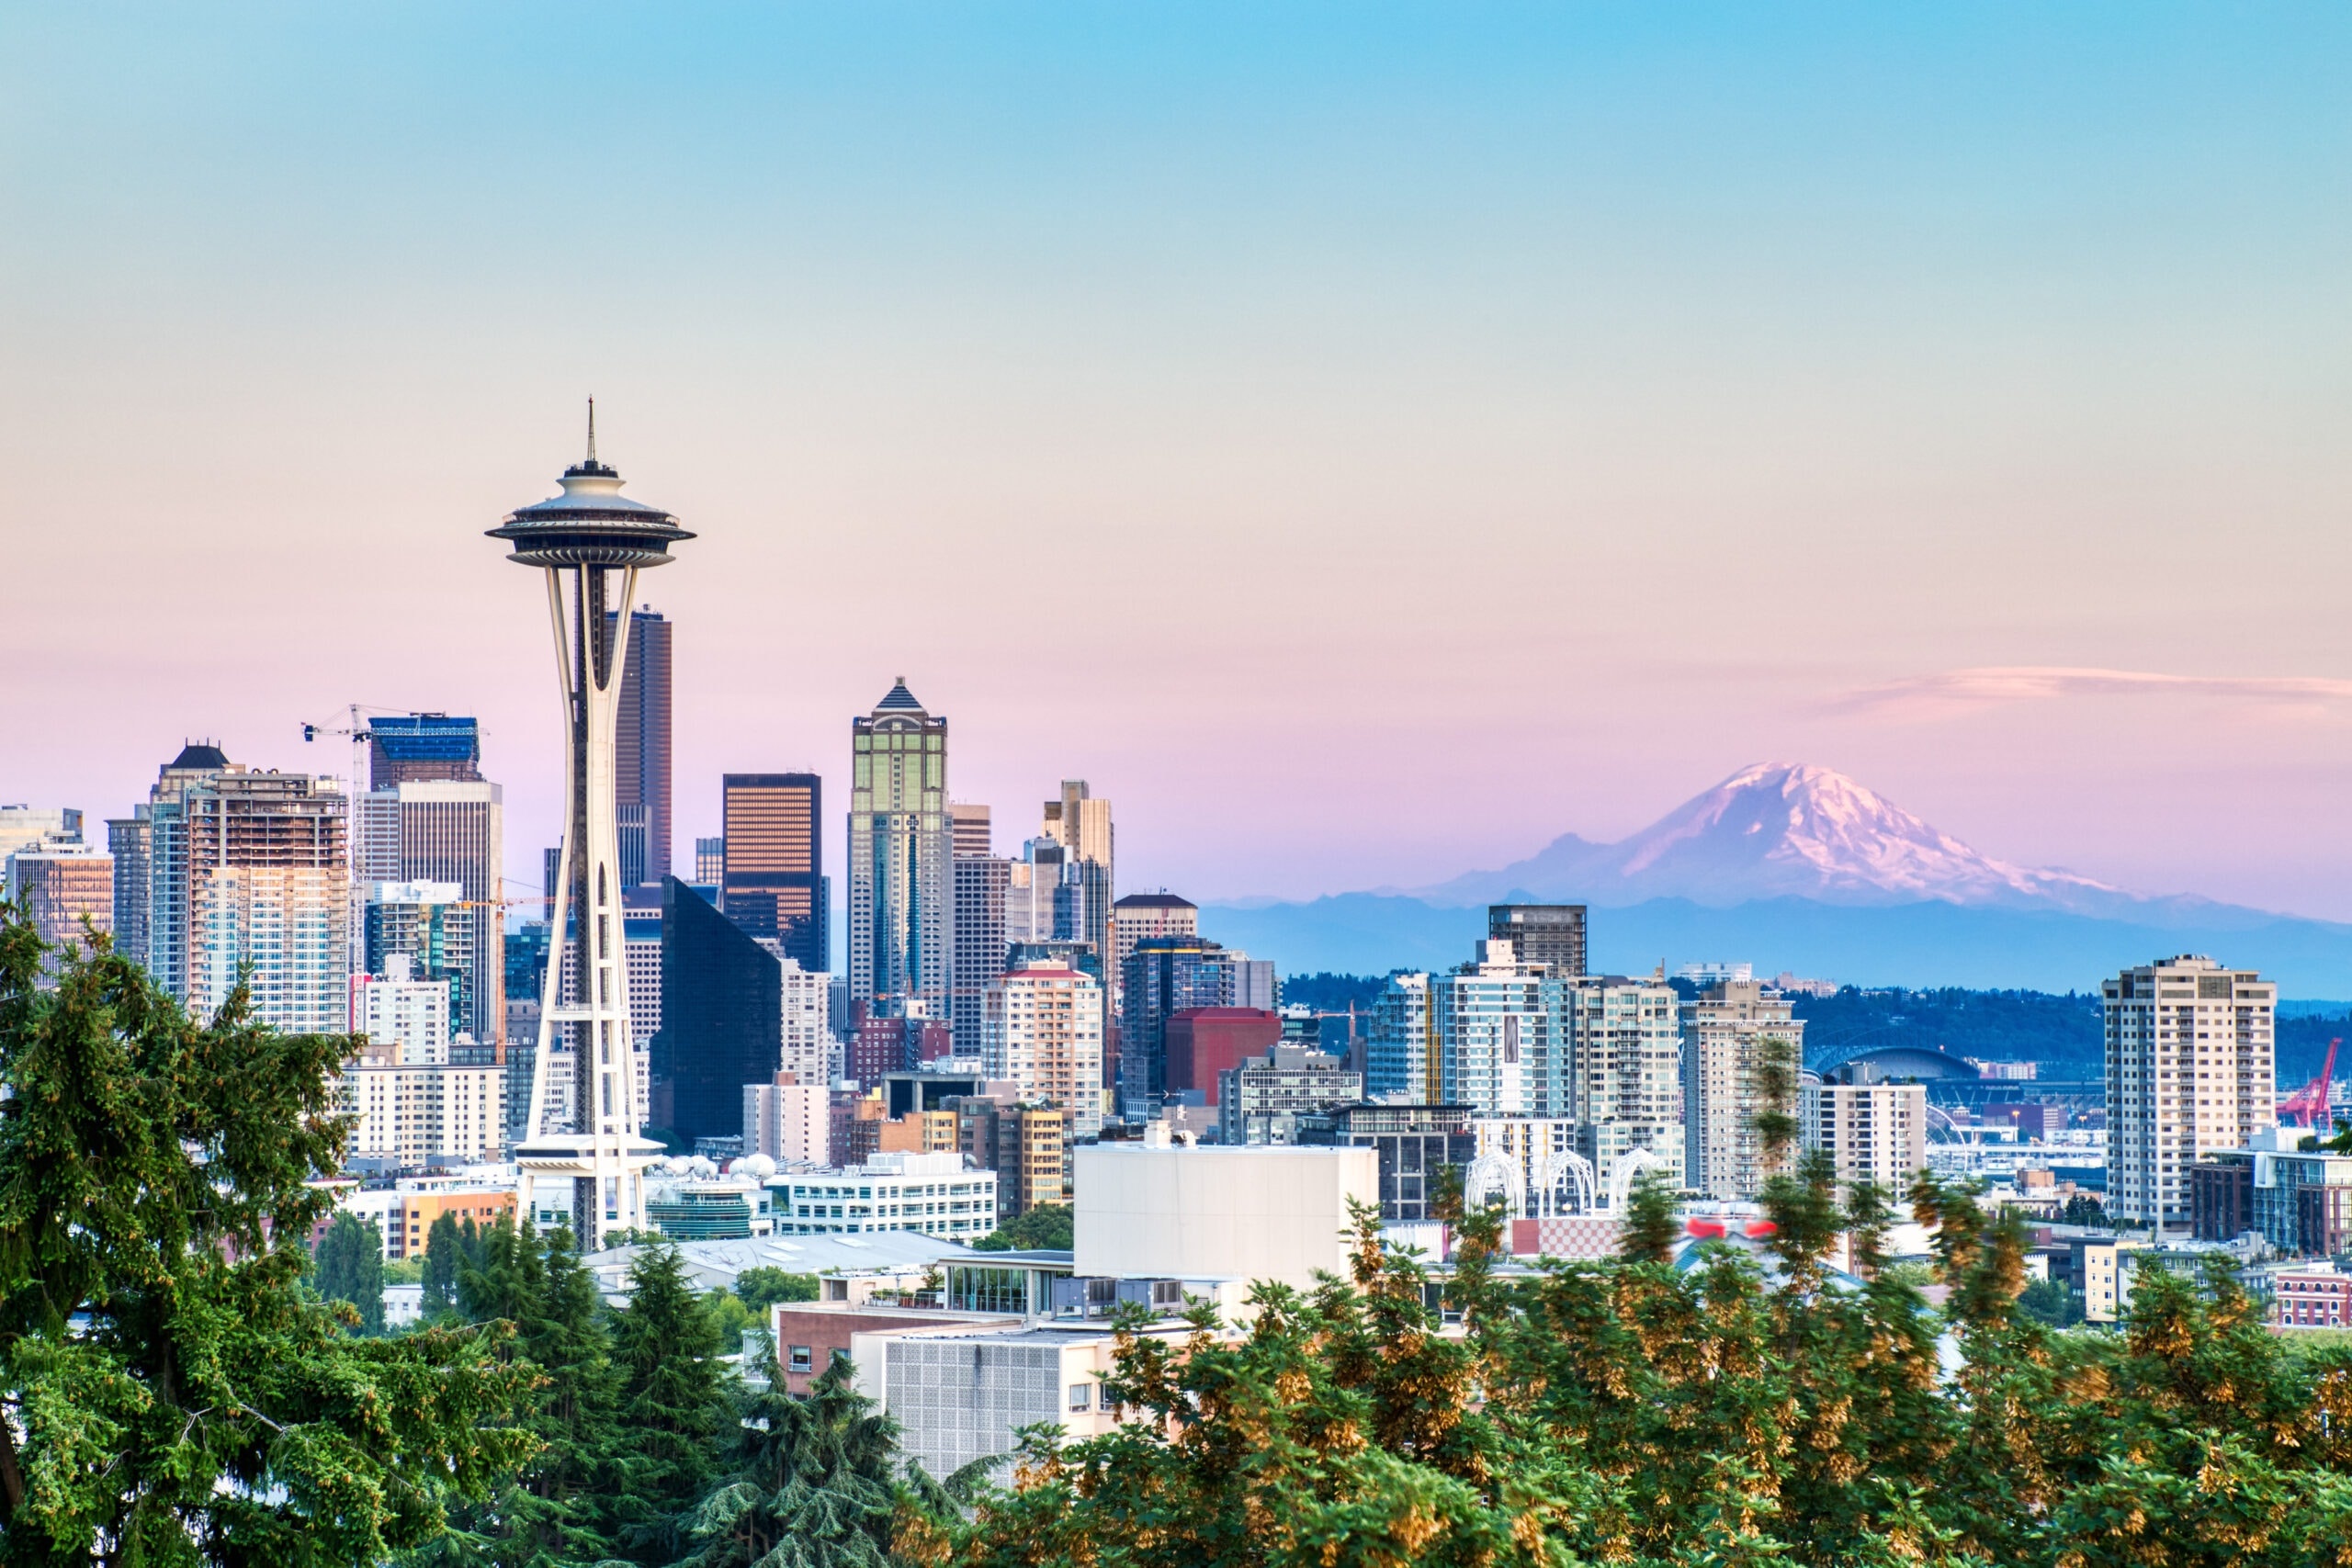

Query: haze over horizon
[5,5,2347,921]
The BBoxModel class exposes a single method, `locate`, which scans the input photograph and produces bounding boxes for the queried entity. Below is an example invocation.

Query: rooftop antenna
[585,397,597,465]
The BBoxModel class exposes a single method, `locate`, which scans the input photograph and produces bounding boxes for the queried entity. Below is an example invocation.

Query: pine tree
[424,1211,463,1315]
[0,900,535,1563]
[608,1240,729,1562]
[315,1209,389,1333]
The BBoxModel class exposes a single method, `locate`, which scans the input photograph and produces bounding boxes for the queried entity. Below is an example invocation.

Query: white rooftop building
[1073,1138,1378,1290]
[767,1150,999,1242]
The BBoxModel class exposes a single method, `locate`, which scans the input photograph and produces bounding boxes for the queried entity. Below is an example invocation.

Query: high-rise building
[721,773,825,972]
[1119,934,1240,1120]
[948,803,1009,1059]
[2104,956,2277,1232]
[367,714,483,785]
[488,414,692,1246]
[114,743,239,987]
[753,943,833,1088]
[1164,1008,1283,1106]
[1231,957,1278,1011]
[0,806,82,863]
[1802,1063,1928,1196]
[1219,1046,1364,1145]
[742,1071,829,1164]
[847,680,952,1016]
[955,1100,1068,1217]
[1487,905,1587,977]
[1559,973,1684,1191]
[1041,780,1112,981]
[611,606,673,887]
[949,802,992,859]
[352,953,455,1062]
[1435,940,1557,1119]
[353,777,504,1047]
[1365,973,1434,1102]
[1111,893,1197,992]
[169,771,350,1034]
[1680,980,1805,1201]
[363,881,477,1043]
[4,840,112,976]
[980,962,1104,1135]
[337,1037,506,1168]
[1004,839,1063,944]
[652,875,783,1147]
[694,837,726,885]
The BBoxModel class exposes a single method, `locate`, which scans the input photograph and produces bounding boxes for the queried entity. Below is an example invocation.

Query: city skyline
[6,5,2349,921]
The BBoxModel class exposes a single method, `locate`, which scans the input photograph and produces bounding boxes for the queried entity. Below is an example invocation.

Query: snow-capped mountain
[1416,762,2125,911]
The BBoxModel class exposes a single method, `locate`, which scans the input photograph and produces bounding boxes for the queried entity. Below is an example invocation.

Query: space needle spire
[487,412,694,1247]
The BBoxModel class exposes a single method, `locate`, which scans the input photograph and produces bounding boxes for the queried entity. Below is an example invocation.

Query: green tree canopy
[314,1210,388,1334]
[732,1265,820,1313]
[973,1203,1071,1253]
[0,901,534,1563]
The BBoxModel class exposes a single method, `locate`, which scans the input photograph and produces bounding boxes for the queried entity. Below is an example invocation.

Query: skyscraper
[1680,980,1805,1201]
[1435,940,1556,1118]
[178,771,351,1033]
[980,961,1105,1135]
[612,606,673,887]
[1041,780,1113,979]
[1559,973,1684,1192]
[1119,933,1239,1120]
[1487,905,1587,977]
[847,680,952,1017]
[363,881,478,1044]
[4,840,111,977]
[2105,956,2277,1232]
[950,825,1010,1060]
[720,773,825,972]
[111,743,238,987]
[368,714,484,785]
[653,874,782,1147]
[1111,893,1197,990]
[487,413,692,1246]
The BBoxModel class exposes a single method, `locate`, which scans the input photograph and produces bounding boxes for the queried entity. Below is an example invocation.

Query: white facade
[1437,941,1556,1117]
[756,948,832,1086]
[188,863,351,1034]
[1072,1143,1379,1289]
[2104,956,2277,1230]
[340,1042,507,1167]
[767,1150,998,1239]
[352,953,453,1063]
[1561,976,1685,1190]
[1681,981,1805,1201]
[1801,1076,1928,1195]
[980,964,1105,1136]
[742,1072,829,1165]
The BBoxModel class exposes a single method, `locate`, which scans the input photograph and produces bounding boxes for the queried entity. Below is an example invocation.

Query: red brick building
[1164,1008,1282,1105]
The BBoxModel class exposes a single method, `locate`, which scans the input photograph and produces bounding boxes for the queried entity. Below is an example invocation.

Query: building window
[788,1345,813,1373]
[1069,1382,1092,1412]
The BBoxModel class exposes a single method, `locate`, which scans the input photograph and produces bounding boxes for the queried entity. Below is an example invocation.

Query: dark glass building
[610,607,673,886]
[1118,935,1239,1120]
[1487,904,1587,977]
[367,713,482,785]
[1304,1103,1477,1222]
[651,875,781,1145]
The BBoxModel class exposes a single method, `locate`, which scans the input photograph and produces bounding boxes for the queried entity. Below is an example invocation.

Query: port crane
[2278,1036,2342,1127]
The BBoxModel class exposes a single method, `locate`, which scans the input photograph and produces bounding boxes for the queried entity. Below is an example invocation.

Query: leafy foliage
[0,900,535,1563]
[973,1204,1072,1253]
[733,1266,821,1312]
[314,1210,388,1334]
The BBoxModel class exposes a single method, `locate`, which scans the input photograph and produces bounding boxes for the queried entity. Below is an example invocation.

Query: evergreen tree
[424,1211,463,1315]
[608,1241,729,1562]
[0,901,534,1563]
[315,1209,389,1333]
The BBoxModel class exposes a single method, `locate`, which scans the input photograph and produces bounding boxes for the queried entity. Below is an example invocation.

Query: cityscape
[6,5,2350,1564]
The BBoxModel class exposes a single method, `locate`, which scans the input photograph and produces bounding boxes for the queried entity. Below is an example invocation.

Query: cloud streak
[1836,666,2352,720]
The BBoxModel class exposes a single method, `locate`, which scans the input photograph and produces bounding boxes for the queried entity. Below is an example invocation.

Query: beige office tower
[949,802,993,860]
[1111,892,1197,987]
[1801,1066,1928,1196]
[2105,956,2276,1232]
[1680,980,1805,1201]
[179,772,351,1033]
[1560,974,1685,1197]
[1041,780,1113,973]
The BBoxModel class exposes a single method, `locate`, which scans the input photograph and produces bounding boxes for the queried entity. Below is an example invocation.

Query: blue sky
[5,4,2348,915]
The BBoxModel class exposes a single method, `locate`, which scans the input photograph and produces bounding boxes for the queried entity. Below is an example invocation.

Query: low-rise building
[1072,1135,1378,1290]
[2274,1263,2352,1329]
[1216,1045,1363,1145]
[1306,1102,1476,1222]
[766,1149,998,1240]
[957,1100,1069,1218]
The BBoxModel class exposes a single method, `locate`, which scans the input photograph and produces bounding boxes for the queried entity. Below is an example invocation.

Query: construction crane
[2279,1037,2342,1127]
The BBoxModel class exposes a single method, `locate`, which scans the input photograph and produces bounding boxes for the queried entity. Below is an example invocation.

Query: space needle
[488,405,694,1247]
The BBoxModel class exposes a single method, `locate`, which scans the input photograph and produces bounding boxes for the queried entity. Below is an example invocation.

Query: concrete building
[316,1178,516,1263]
[958,1100,1069,1217]
[766,1149,998,1240]
[848,680,953,1018]
[5,839,112,973]
[694,837,726,884]
[1216,1045,1363,1145]
[352,953,453,1061]
[351,773,504,1049]
[177,771,352,1034]
[1002,840,1064,946]
[1801,1064,1929,1195]
[1487,904,1587,977]
[752,949,832,1089]
[1681,980,1805,1201]
[2197,1131,2352,1256]
[337,1040,506,1168]
[1230,955,1278,1011]
[1436,940,1557,1118]
[1309,1102,1476,1222]
[363,881,478,1047]
[1120,935,1242,1120]
[979,962,1104,1135]
[949,805,1009,1059]
[1559,974,1684,1191]
[742,1072,831,1165]
[0,806,82,863]
[720,773,825,974]
[1111,893,1196,997]
[1039,781,1114,987]
[1072,1140,1379,1289]
[2104,956,2278,1232]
